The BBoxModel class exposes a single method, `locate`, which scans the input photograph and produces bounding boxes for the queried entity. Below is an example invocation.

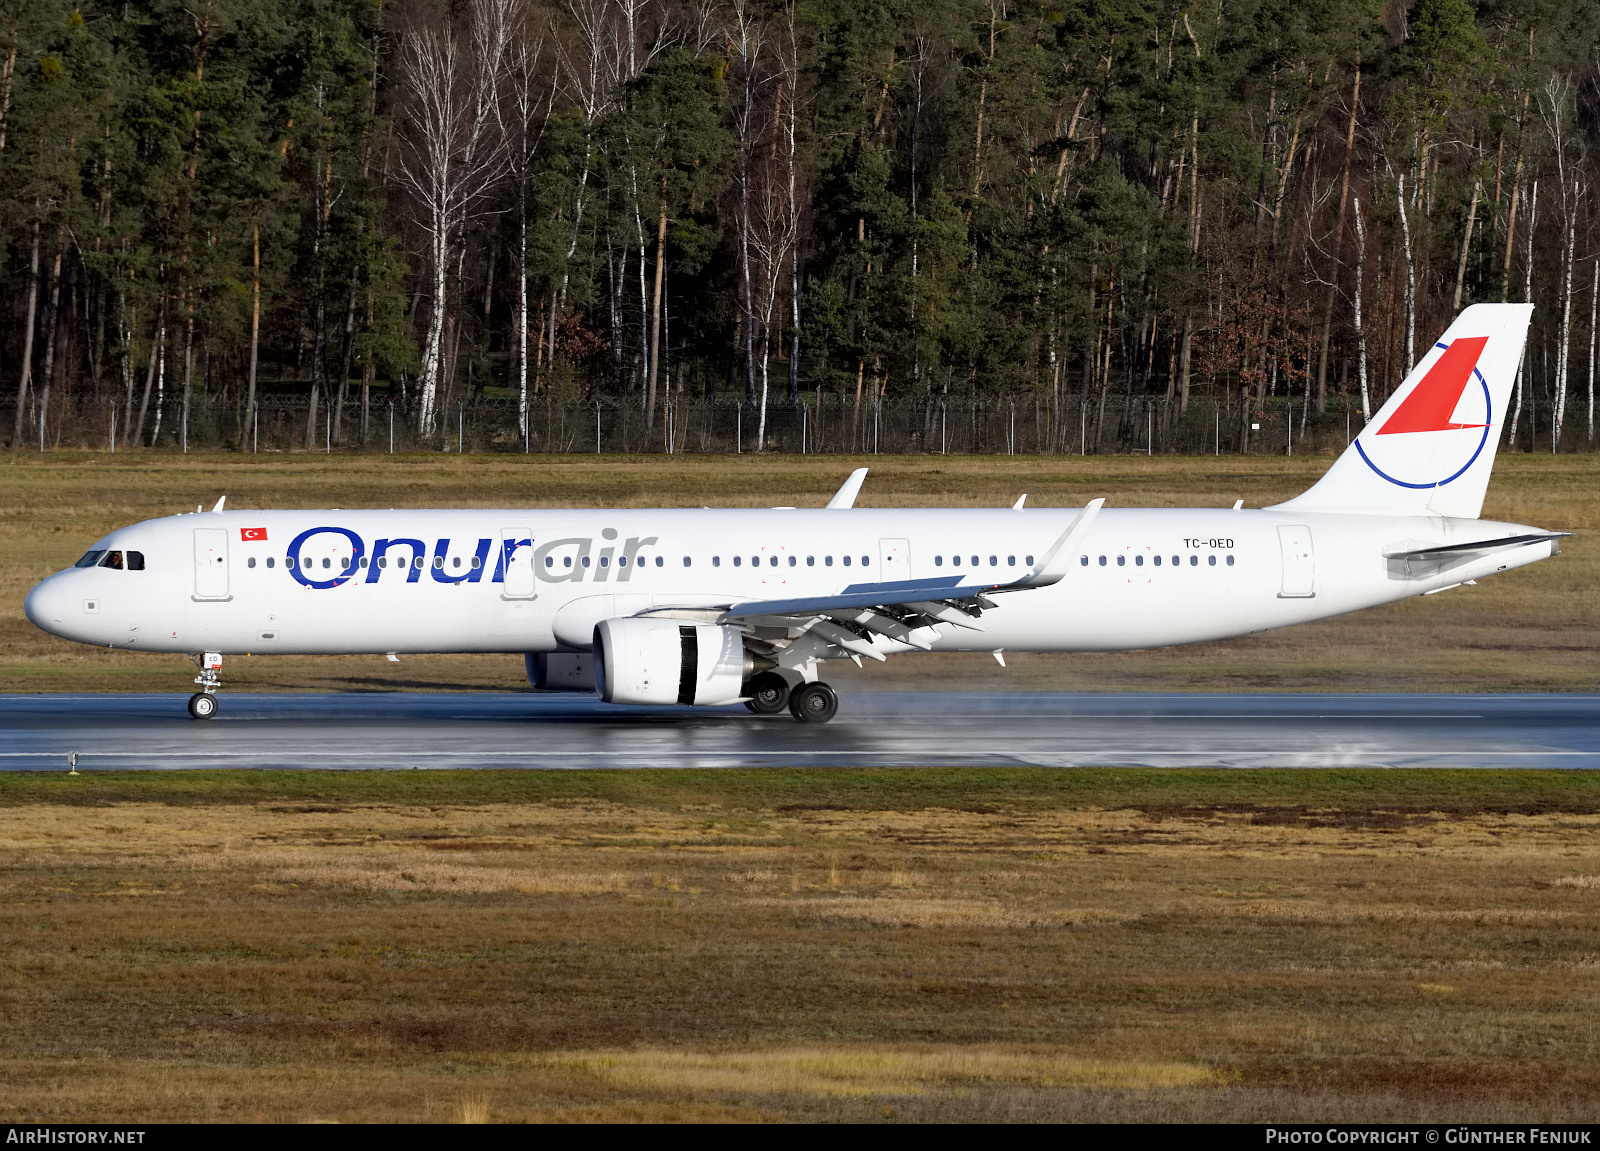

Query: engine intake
[593,618,757,706]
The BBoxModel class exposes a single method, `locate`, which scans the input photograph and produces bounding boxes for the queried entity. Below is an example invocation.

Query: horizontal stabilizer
[1384,532,1569,562]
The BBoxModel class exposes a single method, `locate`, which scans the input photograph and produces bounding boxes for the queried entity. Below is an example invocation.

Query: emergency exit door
[878,538,911,581]
[500,527,536,598]
[1277,524,1315,598]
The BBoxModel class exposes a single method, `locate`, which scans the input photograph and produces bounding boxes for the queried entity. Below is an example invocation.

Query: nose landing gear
[188,652,223,720]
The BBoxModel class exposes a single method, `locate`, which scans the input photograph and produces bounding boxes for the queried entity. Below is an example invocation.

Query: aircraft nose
[24,576,69,634]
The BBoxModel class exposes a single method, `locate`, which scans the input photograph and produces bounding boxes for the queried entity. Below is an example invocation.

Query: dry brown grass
[2,450,1597,693]
[5,786,1600,1122]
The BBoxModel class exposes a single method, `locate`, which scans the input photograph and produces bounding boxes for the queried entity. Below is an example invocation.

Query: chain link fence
[0,389,1581,456]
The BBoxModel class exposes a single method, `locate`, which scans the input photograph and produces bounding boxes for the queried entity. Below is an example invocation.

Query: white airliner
[25,304,1564,723]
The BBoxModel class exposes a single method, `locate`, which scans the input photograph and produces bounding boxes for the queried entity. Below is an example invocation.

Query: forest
[1,0,1598,454]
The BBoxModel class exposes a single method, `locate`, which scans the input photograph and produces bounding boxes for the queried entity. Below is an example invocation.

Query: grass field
[3,449,1598,693]
[5,767,1600,1123]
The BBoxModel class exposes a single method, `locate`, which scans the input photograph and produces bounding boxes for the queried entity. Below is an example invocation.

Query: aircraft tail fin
[1268,303,1533,519]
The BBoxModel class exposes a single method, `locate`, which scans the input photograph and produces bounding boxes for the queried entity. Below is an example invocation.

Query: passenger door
[1277,524,1315,598]
[193,528,230,600]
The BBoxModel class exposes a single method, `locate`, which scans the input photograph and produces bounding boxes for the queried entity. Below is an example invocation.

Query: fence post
[802,403,808,454]
[388,402,393,454]
[596,402,602,454]
[110,401,116,454]
[181,407,187,454]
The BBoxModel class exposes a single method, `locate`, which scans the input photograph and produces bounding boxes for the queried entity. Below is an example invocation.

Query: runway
[2,691,1598,770]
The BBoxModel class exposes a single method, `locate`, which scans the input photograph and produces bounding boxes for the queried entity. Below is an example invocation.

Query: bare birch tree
[394,0,514,437]
[506,13,554,448]
[1538,75,1576,447]
[1352,197,1372,418]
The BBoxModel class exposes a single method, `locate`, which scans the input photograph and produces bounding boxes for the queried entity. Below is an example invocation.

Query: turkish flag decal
[240,527,268,542]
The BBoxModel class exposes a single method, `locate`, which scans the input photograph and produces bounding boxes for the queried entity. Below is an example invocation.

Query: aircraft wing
[706,499,1104,662]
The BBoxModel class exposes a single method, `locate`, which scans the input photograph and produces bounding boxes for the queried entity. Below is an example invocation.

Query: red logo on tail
[1376,337,1490,435]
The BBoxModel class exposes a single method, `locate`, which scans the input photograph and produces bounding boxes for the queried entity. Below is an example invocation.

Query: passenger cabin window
[825,556,833,566]
[248,557,257,569]
[935,556,944,567]
[733,556,742,567]
[682,556,690,567]
[267,557,276,568]
[713,556,721,567]
[1208,555,1216,566]
[952,555,961,566]
[1227,555,1235,566]
[807,556,815,566]
[842,556,852,566]
[1117,556,1125,567]
[1099,555,1106,566]
[1080,555,1088,566]
[1190,555,1198,566]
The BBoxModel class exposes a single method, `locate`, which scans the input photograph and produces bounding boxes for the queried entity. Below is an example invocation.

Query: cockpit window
[99,551,124,570]
[126,551,144,570]
[74,550,105,568]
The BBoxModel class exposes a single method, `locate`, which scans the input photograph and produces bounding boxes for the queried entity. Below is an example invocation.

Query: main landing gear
[743,672,838,724]
[188,652,222,720]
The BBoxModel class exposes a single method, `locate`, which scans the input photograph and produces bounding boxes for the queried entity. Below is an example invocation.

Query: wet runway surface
[2,691,1598,770]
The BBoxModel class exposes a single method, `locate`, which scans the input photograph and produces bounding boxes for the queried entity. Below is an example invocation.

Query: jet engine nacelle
[593,618,754,706]
[525,652,595,691]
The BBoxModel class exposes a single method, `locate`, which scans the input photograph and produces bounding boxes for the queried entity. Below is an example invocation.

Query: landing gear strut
[788,681,838,724]
[188,652,222,720]
[744,672,791,715]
